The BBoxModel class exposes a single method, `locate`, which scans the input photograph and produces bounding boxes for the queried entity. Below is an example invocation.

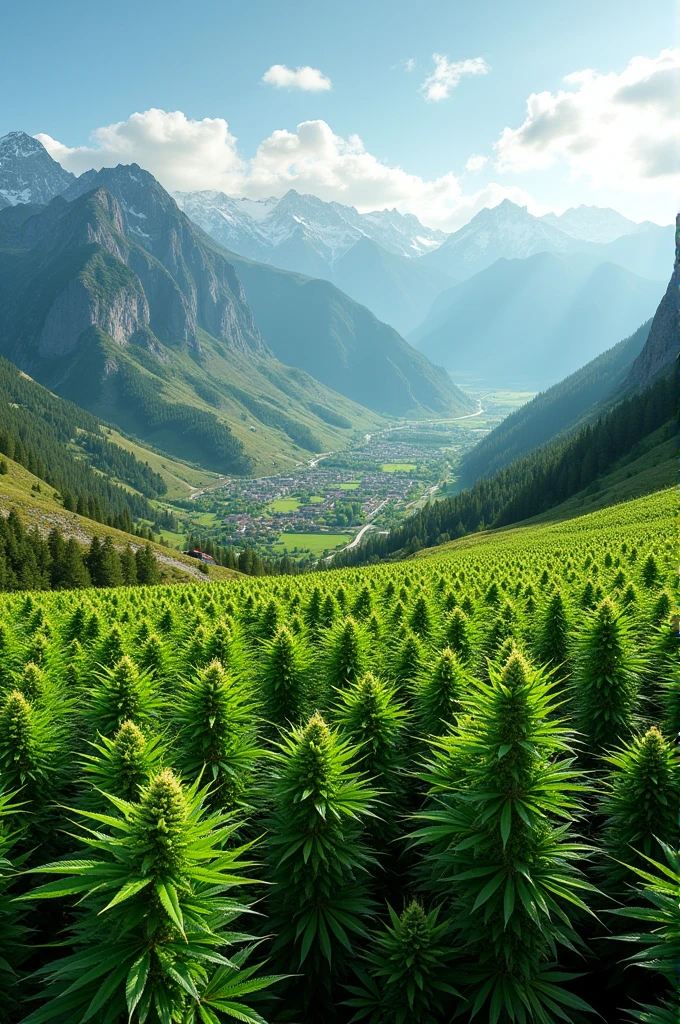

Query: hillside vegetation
[0,488,677,1022]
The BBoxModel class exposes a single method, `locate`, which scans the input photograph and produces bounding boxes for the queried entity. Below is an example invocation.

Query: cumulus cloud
[420,54,490,102]
[37,107,540,230]
[465,153,489,172]
[37,109,245,192]
[262,64,332,91]
[495,49,680,195]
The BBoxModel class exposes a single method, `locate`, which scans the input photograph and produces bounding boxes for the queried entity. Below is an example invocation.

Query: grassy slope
[101,428,220,500]
[0,458,239,584]
[417,426,676,561]
[415,486,676,563]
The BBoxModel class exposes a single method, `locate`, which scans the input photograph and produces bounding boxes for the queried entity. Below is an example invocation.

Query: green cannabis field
[0,488,678,1024]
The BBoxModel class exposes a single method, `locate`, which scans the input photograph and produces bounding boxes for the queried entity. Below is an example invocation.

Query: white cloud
[37,109,245,192]
[495,49,680,199]
[465,153,488,172]
[392,57,416,72]
[262,64,332,91]
[37,108,539,231]
[420,54,490,102]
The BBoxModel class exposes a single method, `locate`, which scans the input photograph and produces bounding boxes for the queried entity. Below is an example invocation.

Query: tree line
[0,510,160,591]
[0,356,162,527]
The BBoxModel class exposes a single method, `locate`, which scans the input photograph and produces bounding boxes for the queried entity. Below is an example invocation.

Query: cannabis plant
[85,655,160,738]
[334,672,408,821]
[613,844,680,1024]
[263,712,377,1014]
[258,625,312,730]
[345,901,458,1024]
[22,768,281,1024]
[173,660,259,810]
[411,651,596,1023]
[80,720,167,805]
[573,597,642,757]
[413,648,467,737]
[599,727,680,895]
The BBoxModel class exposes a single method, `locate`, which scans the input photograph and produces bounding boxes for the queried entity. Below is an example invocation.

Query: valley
[0,90,677,1024]
[167,417,496,564]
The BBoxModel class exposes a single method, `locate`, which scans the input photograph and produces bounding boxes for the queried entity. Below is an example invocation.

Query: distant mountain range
[0,129,673,410]
[175,188,450,333]
[539,205,648,245]
[0,136,471,474]
[410,251,665,388]
[176,189,672,335]
[459,219,679,480]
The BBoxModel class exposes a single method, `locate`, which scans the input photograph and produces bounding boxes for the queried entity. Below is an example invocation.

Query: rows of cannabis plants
[0,488,677,1023]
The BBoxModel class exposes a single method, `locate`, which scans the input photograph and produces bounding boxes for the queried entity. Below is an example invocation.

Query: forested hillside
[333,369,677,565]
[0,488,676,1023]
[0,355,167,528]
[459,321,651,480]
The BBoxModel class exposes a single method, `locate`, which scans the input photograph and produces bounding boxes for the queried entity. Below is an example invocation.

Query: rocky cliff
[625,213,680,390]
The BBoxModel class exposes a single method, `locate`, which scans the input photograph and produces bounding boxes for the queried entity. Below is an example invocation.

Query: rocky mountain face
[0,131,75,209]
[624,214,680,391]
[175,188,452,334]
[0,182,383,472]
[0,155,472,472]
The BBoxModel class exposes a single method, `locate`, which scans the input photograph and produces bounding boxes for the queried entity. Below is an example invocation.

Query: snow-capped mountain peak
[0,131,75,210]
[174,188,447,267]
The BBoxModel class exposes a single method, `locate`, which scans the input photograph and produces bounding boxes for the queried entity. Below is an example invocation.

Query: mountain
[0,131,75,210]
[175,188,447,264]
[220,250,470,417]
[540,205,643,244]
[410,251,664,389]
[0,168,384,473]
[331,236,455,334]
[175,188,452,333]
[420,199,577,280]
[458,320,652,481]
[571,222,675,283]
[420,199,669,284]
[624,214,680,391]
[0,154,469,473]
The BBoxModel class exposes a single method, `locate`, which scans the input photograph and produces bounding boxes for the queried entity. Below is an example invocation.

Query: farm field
[274,530,352,554]
[267,497,301,513]
[0,487,677,1022]
[381,462,417,472]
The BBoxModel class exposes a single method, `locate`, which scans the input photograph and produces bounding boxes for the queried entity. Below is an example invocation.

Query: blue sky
[2,0,677,227]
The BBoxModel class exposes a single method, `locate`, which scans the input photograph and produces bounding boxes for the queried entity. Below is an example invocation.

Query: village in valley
[178,421,494,563]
